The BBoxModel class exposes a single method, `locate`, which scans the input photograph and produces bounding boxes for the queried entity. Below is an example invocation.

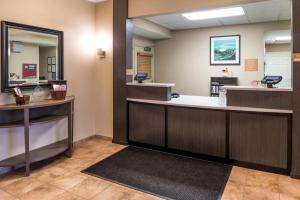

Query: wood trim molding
[293,53,300,62]
[113,0,129,144]
[292,0,300,178]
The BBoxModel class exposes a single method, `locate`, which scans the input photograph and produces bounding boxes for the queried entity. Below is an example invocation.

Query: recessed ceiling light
[275,36,292,41]
[182,7,245,21]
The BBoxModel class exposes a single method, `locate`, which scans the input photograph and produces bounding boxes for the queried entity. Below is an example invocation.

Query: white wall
[0,0,96,161]
[154,21,291,96]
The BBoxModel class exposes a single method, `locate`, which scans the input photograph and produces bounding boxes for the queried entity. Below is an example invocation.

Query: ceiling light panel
[182,7,245,21]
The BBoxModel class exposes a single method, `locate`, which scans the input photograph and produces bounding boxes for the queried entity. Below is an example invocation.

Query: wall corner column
[113,0,130,144]
[291,0,300,179]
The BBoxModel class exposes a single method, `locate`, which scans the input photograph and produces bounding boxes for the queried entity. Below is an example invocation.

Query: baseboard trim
[290,172,300,179]
[112,140,129,145]
[74,135,96,146]
[95,135,113,141]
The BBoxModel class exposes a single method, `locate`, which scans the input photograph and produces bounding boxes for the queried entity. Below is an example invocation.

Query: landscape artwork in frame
[210,35,240,65]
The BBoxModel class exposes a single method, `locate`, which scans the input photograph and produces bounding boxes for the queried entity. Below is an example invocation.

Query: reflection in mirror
[8,28,59,87]
[264,29,291,88]
[128,0,292,96]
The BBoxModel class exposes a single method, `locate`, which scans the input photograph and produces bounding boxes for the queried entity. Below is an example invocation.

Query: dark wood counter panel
[127,83,173,101]
[127,98,292,175]
[226,89,293,110]
[168,107,226,158]
[129,103,165,146]
[229,113,289,169]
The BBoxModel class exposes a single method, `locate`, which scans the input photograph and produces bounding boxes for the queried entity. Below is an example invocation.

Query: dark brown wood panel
[226,90,293,110]
[113,0,129,144]
[127,86,171,101]
[293,0,300,53]
[129,103,165,147]
[168,107,226,158]
[229,113,288,169]
[292,0,300,178]
[294,65,300,91]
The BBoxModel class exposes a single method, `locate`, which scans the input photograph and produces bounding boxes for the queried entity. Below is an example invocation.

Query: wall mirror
[1,21,64,92]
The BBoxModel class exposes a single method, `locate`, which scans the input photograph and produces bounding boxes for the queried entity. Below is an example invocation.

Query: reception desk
[127,85,293,175]
[127,82,175,101]
[224,86,293,110]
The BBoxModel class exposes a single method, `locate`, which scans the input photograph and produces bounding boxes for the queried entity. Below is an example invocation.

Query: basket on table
[48,80,67,100]
[15,95,30,105]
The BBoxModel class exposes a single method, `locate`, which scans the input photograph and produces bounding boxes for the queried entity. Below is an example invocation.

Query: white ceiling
[145,0,291,30]
[133,27,169,40]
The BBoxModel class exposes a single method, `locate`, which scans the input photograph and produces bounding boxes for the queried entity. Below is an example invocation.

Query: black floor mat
[82,146,232,200]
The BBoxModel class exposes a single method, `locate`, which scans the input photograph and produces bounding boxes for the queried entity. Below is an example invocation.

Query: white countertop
[126,82,175,88]
[222,85,293,92]
[127,95,293,114]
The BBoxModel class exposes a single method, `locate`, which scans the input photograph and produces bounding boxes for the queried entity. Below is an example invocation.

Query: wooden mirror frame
[1,21,64,93]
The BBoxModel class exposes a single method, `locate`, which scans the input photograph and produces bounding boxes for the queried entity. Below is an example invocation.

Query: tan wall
[95,0,114,137]
[266,44,291,53]
[0,0,96,160]
[39,47,57,80]
[154,21,291,96]
[133,35,155,47]
[128,0,266,18]
[132,18,172,39]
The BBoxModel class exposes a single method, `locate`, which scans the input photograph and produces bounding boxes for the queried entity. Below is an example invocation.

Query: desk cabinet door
[229,113,288,169]
[168,107,226,158]
[129,103,165,147]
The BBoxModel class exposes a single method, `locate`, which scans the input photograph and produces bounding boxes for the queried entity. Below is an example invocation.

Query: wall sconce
[97,48,106,58]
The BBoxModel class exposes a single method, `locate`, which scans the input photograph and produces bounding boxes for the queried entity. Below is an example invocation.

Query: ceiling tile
[244,1,280,23]
[219,15,249,25]
[145,0,290,31]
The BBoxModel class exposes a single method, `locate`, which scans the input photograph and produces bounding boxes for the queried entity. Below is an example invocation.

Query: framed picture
[52,57,56,65]
[51,65,56,73]
[47,65,52,72]
[47,57,52,65]
[210,35,240,65]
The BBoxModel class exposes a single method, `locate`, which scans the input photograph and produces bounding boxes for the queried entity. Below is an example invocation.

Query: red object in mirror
[22,64,37,79]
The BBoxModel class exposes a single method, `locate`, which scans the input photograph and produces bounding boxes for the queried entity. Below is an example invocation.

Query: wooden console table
[0,96,75,176]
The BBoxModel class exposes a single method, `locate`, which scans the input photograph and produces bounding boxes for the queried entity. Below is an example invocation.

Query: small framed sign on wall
[48,56,57,74]
[210,35,241,65]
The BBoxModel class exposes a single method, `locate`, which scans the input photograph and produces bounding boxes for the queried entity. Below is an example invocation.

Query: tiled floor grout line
[1,138,300,200]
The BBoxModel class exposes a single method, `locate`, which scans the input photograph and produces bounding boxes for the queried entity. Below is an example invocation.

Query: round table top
[0,96,75,110]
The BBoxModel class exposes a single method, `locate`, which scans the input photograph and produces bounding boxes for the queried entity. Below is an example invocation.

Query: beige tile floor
[0,137,300,200]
